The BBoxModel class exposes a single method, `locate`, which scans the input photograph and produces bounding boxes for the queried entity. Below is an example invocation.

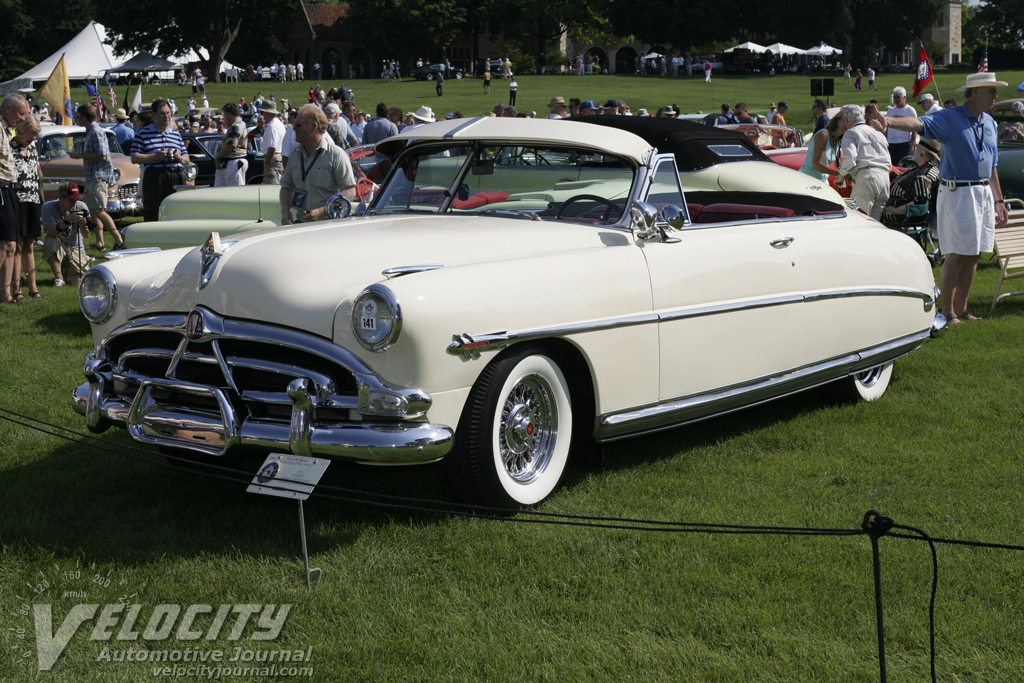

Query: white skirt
[937,183,995,255]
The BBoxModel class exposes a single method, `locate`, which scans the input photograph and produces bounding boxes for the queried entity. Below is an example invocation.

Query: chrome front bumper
[72,377,453,464]
[72,308,455,465]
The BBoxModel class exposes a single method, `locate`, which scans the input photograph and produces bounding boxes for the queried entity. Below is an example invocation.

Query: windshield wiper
[477,209,541,221]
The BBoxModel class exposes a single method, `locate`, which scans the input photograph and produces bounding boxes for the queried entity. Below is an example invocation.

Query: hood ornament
[199,232,237,289]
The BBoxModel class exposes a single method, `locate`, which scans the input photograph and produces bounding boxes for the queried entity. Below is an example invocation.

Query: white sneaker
[54,278,65,287]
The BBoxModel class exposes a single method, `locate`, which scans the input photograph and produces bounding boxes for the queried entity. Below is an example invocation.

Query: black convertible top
[566,116,771,171]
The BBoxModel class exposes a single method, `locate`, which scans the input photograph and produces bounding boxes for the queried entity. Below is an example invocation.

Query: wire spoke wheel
[446,347,573,508]
[499,374,558,483]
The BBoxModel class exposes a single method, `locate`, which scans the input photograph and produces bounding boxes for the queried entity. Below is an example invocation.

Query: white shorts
[214,158,248,187]
[937,184,995,255]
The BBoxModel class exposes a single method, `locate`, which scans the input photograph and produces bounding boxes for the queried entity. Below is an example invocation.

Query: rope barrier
[4,405,1024,683]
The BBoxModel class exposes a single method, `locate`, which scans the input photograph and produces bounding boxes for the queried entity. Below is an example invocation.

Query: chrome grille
[118,181,139,200]
[101,317,360,424]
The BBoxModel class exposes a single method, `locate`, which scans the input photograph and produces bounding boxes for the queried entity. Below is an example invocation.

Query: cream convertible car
[74,117,946,508]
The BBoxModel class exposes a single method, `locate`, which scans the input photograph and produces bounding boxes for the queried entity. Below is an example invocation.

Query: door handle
[770,237,795,248]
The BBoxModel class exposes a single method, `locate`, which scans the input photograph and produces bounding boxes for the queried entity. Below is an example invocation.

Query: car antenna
[256,185,263,222]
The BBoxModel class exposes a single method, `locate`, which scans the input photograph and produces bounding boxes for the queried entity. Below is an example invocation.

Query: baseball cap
[580,100,599,112]
[324,103,341,117]
[777,101,789,109]
[918,93,934,104]
[59,182,82,201]
[1013,102,1024,113]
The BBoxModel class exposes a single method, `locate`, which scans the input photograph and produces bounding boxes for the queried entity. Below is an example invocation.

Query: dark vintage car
[180,132,265,186]
[412,63,464,81]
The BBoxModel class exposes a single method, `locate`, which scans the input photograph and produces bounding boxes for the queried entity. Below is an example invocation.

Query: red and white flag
[912,47,934,99]
[977,43,989,73]
[107,84,117,110]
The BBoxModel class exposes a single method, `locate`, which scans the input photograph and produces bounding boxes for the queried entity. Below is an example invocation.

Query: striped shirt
[130,124,186,169]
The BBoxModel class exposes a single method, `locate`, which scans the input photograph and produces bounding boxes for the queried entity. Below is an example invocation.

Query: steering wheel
[556,194,621,223]
[356,177,375,202]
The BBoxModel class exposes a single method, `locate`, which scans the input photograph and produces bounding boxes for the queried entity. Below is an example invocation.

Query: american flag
[84,82,107,120]
[107,84,117,110]
[977,42,988,73]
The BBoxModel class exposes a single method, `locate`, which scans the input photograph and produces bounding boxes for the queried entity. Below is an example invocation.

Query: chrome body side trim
[447,313,658,359]
[382,264,444,278]
[596,328,931,441]
[448,287,937,356]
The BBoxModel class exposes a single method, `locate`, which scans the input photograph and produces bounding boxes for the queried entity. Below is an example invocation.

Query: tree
[0,0,103,81]
[345,0,467,68]
[486,0,614,58]
[978,0,1024,49]
[95,0,269,82]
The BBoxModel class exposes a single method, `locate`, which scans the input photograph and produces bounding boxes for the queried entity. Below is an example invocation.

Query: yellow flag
[38,54,73,125]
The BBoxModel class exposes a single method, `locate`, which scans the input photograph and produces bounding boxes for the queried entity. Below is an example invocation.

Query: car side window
[187,139,208,159]
[645,159,685,209]
[106,131,122,155]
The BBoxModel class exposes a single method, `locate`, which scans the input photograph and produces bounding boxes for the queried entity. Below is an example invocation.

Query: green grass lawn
[129,68,1024,128]
[3,73,1024,681]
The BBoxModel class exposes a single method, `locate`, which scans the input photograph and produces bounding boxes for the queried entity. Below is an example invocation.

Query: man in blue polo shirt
[873,71,1010,324]
[130,98,190,223]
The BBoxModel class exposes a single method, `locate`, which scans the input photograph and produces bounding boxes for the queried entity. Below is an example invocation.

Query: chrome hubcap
[499,374,557,483]
[856,365,884,387]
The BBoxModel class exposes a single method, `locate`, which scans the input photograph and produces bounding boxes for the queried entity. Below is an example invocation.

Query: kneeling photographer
[41,182,94,287]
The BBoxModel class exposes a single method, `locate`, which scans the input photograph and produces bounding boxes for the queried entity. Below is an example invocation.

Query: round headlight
[79,267,116,323]
[351,285,401,352]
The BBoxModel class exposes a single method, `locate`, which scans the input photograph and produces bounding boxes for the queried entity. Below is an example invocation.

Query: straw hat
[956,72,1008,91]
[547,96,566,109]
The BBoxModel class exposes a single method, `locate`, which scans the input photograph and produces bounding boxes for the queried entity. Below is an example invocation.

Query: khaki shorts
[84,178,109,212]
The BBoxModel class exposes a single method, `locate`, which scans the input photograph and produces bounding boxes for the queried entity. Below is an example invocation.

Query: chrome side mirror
[631,201,681,243]
[326,192,352,220]
[183,163,199,182]
[659,204,686,230]
[630,201,659,240]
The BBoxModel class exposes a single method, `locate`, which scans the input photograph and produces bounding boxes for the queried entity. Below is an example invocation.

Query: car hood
[145,214,628,339]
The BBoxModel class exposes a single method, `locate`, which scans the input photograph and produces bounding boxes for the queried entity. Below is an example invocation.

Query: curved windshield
[370,142,636,224]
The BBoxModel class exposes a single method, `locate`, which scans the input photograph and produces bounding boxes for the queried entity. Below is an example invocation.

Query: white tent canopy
[806,42,843,56]
[764,43,807,56]
[724,41,767,53]
[13,21,121,83]
[0,22,238,94]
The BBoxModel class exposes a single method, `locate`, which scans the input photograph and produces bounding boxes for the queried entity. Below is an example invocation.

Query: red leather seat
[687,204,703,221]
[695,203,797,223]
[452,191,510,209]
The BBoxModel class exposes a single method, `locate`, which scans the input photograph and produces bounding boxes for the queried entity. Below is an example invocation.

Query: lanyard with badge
[968,109,988,178]
[290,147,323,213]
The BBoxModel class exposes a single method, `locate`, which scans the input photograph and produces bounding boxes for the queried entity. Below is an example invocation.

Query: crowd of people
[1,65,1016,321]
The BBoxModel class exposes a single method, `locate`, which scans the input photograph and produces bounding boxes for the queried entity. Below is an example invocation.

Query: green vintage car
[994,100,1024,200]
[121,145,386,249]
